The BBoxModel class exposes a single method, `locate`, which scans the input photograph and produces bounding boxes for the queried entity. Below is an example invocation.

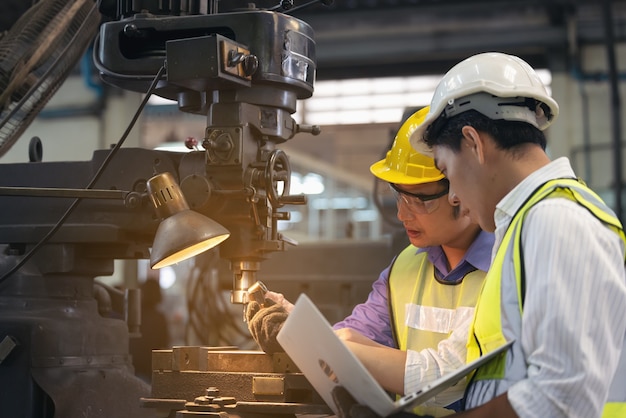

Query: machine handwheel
[264,149,291,208]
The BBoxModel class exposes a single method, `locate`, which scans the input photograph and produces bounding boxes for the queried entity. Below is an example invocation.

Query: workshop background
[1,1,626,417]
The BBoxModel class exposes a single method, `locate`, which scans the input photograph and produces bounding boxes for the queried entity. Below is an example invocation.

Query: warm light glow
[151,234,229,269]
[149,209,231,269]
[159,266,177,289]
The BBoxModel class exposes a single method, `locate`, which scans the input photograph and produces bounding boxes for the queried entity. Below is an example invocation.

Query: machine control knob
[227,50,259,77]
[184,136,199,150]
[280,0,294,10]
[296,124,322,135]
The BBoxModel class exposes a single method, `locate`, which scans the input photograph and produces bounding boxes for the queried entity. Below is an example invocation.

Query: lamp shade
[147,172,230,269]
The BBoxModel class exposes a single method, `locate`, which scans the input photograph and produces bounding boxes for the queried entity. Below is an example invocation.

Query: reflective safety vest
[465,178,626,417]
[388,245,486,416]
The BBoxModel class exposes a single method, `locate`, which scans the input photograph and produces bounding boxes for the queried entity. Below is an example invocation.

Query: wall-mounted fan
[0,0,100,157]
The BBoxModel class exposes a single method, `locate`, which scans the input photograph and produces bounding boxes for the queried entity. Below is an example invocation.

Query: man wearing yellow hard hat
[246,106,494,416]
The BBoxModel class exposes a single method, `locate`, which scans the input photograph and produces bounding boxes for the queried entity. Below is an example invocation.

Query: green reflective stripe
[512,220,524,314]
[389,247,435,352]
[467,224,511,380]
[466,202,521,370]
[602,403,626,417]
[474,214,524,380]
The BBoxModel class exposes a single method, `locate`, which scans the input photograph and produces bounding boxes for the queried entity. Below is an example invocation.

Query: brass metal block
[205,350,274,373]
[152,349,173,371]
[252,376,284,396]
[172,346,209,371]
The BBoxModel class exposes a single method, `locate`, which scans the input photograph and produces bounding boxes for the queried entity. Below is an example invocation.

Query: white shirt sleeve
[404,316,470,407]
[508,199,626,418]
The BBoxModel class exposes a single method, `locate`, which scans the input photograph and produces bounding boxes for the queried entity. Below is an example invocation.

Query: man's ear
[461,125,486,164]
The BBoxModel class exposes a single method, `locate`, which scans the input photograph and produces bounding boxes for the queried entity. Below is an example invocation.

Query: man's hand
[265,290,295,313]
[245,298,288,354]
[331,386,435,418]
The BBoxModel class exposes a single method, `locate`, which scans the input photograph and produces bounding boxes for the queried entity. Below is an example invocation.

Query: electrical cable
[92,31,166,81]
[184,250,255,348]
[0,65,166,286]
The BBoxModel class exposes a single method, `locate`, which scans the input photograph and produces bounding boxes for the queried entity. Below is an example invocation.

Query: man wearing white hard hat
[247,106,494,416]
[413,52,626,418]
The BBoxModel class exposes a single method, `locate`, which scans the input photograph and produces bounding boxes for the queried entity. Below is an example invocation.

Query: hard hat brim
[370,159,445,185]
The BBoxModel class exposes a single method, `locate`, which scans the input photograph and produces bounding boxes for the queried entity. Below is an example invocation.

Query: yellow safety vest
[389,245,485,351]
[388,245,486,416]
[466,178,626,417]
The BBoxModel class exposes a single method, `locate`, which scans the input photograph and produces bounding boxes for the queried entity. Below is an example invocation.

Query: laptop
[276,293,514,417]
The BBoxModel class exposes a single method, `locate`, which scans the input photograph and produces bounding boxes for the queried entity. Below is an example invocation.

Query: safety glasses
[389,182,449,214]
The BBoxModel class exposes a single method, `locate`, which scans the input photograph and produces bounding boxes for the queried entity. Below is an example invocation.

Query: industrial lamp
[147,172,230,269]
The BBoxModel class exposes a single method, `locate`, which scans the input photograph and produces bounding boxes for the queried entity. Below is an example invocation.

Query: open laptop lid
[276,293,514,417]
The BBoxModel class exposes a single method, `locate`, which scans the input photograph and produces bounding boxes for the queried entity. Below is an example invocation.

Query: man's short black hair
[423,110,547,153]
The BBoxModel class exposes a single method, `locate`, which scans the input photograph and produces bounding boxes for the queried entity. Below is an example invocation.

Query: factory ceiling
[2,0,626,80]
[285,0,626,79]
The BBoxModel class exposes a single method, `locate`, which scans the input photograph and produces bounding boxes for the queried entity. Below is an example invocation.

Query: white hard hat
[410,52,559,148]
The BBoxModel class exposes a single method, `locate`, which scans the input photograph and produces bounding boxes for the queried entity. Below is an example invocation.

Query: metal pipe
[603,0,623,220]
[0,186,127,199]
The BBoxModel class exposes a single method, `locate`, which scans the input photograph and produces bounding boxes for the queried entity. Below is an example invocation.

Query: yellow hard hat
[370,106,445,185]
